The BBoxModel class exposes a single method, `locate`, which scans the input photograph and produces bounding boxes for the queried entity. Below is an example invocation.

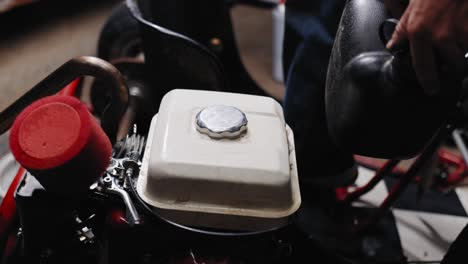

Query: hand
[386,0,468,94]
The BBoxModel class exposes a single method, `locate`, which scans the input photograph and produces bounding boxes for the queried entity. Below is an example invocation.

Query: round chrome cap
[196,105,248,139]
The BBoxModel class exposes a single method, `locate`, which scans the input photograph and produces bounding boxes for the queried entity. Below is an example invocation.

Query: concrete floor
[231,5,285,100]
[0,0,285,197]
[0,0,116,110]
[0,1,284,111]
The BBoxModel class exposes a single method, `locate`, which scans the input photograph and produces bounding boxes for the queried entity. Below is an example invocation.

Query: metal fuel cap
[196,105,248,139]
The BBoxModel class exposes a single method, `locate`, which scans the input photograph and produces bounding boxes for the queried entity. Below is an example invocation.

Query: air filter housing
[137,89,301,231]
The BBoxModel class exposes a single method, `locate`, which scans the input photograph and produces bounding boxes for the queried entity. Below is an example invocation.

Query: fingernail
[386,39,394,49]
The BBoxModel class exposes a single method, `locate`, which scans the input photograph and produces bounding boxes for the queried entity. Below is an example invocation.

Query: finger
[409,35,440,94]
[387,7,410,50]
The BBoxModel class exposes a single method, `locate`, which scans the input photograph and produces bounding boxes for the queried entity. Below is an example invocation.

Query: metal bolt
[103,176,112,187]
[209,37,223,53]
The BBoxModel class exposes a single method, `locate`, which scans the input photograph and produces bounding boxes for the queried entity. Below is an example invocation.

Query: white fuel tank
[137,89,300,231]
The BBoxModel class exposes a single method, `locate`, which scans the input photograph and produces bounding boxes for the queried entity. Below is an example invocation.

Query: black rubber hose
[125,172,287,239]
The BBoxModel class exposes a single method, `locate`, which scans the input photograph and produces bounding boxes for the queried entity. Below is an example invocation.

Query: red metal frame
[0,78,81,254]
[336,124,456,234]
[438,149,468,186]
[345,149,468,200]
[336,159,400,204]
[0,167,25,244]
[60,78,81,96]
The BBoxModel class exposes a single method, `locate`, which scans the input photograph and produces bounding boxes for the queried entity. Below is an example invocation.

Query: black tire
[97,3,142,61]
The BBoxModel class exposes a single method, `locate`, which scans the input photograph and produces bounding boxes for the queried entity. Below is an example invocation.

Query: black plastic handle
[379,18,409,56]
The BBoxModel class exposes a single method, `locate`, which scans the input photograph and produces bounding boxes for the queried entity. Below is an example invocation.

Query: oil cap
[195,105,248,139]
[9,95,112,195]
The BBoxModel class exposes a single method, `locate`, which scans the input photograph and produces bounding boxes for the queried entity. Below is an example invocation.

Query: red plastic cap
[10,95,112,194]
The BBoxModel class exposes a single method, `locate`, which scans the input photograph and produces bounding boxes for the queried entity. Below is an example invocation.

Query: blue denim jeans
[283,0,356,187]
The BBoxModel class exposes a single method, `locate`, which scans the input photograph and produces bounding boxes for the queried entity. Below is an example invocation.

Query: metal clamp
[102,174,141,225]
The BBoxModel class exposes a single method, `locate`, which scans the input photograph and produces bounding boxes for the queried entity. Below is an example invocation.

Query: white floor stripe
[455,185,468,215]
[352,166,390,207]
[393,209,468,262]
